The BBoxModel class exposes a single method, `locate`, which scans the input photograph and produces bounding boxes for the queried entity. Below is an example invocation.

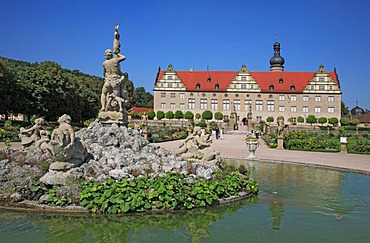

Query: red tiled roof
[353,113,370,123]
[156,70,339,93]
[128,107,153,114]
[250,72,315,93]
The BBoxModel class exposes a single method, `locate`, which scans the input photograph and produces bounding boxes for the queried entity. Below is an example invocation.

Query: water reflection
[1,160,370,242]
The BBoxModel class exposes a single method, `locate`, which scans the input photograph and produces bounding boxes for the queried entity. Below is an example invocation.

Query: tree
[306,115,317,126]
[297,116,304,125]
[202,110,213,121]
[341,101,349,117]
[124,79,135,109]
[184,111,194,120]
[0,59,17,118]
[318,117,327,126]
[340,117,350,126]
[157,111,165,120]
[165,111,174,119]
[214,112,223,121]
[266,116,274,125]
[133,87,153,108]
[147,110,155,120]
[174,110,184,119]
[195,113,201,120]
[352,118,360,134]
[130,110,137,118]
[329,117,339,126]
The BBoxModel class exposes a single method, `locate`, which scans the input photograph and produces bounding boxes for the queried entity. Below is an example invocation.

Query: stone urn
[246,139,259,159]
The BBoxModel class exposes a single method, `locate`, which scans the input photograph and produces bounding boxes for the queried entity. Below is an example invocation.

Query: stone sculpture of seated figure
[19,118,50,150]
[47,114,88,167]
[176,127,220,163]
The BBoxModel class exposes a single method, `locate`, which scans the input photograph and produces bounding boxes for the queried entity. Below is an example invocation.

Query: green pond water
[1,160,370,242]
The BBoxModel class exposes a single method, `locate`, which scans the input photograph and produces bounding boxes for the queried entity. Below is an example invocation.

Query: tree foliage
[174,110,184,119]
[202,110,213,120]
[328,117,339,126]
[184,111,194,120]
[157,111,165,120]
[214,112,223,121]
[266,116,274,124]
[340,117,350,126]
[165,111,174,119]
[318,117,327,125]
[132,87,153,108]
[297,116,304,124]
[147,110,155,120]
[306,115,317,125]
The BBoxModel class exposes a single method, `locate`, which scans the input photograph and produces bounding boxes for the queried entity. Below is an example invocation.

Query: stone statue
[141,112,148,128]
[19,118,50,150]
[176,127,220,163]
[277,116,285,137]
[48,114,88,167]
[98,24,128,123]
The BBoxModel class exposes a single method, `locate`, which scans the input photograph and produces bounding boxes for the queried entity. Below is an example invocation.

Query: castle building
[153,41,342,124]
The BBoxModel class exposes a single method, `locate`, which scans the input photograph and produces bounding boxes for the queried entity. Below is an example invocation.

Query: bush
[147,110,156,120]
[157,111,165,120]
[202,110,213,120]
[130,111,138,118]
[214,112,223,121]
[174,110,184,119]
[340,117,350,126]
[184,111,194,120]
[165,111,174,119]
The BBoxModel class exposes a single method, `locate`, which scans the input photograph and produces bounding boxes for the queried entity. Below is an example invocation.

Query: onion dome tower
[269,41,285,72]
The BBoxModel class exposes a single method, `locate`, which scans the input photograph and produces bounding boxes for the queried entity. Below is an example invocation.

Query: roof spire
[269,37,285,72]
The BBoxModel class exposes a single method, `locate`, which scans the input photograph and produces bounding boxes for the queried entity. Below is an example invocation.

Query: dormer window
[207,76,211,82]
[269,84,274,90]
[196,82,200,89]
[279,77,283,84]
[290,84,296,90]
[215,82,219,89]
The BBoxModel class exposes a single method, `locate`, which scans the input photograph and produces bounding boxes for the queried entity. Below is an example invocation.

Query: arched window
[269,84,274,90]
[215,82,219,89]
[196,82,200,89]
[290,84,296,90]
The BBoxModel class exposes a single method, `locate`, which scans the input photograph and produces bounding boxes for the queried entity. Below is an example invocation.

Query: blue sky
[1,0,369,109]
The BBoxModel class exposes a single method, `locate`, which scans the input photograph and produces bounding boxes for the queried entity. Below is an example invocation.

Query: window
[256,100,263,111]
[223,115,229,121]
[328,107,334,113]
[215,83,219,89]
[241,84,246,89]
[161,93,166,98]
[168,83,172,88]
[250,84,254,89]
[303,96,308,102]
[319,77,324,82]
[180,93,185,99]
[279,77,284,84]
[179,103,185,109]
[279,95,285,101]
[315,96,321,102]
[290,95,296,102]
[200,99,207,110]
[244,100,251,111]
[234,99,241,111]
[328,96,334,102]
[311,85,314,90]
[279,106,285,112]
[170,93,176,98]
[329,85,333,90]
[223,99,230,110]
[256,116,262,122]
[319,85,325,91]
[315,107,321,113]
[269,84,274,90]
[196,83,200,89]
[170,103,175,109]
[303,106,309,113]
[291,106,297,112]
[188,98,195,109]
[161,103,166,109]
[211,99,218,110]
[290,84,296,90]
[233,84,237,89]
[241,76,247,81]
[267,100,275,112]
[168,75,173,80]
